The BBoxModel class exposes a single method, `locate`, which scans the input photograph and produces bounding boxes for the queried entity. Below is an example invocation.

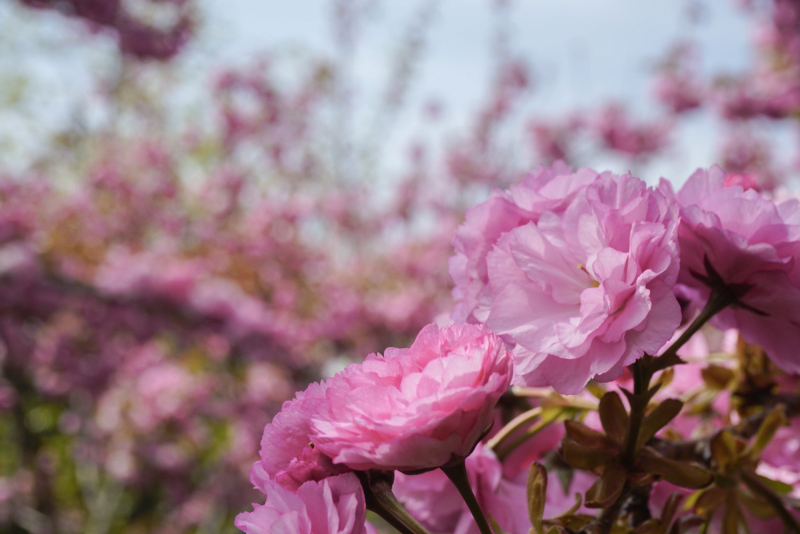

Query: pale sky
[195,0,768,185]
[1,0,779,185]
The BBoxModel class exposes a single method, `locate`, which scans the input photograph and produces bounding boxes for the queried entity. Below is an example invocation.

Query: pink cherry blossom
[544,468,597,518]
[450,161,600,324]
[759,418,800,498]
[310,323,512,471]
[661,165,800,374]
[235,473,372,534]
[257,380,350,491]
[456,168,681,393]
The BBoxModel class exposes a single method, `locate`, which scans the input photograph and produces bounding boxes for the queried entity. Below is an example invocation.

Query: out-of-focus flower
[719,132,779,191]
[17,0,193,60]
[129,362,206,432]
[661,165,800,374]
[310,323,512,472]
[455,166,681,393]
[235,473,371,534]
[654,71,703,114]
[652,43,703,114]
[759,418,800,498]
[592,104,671,158]
[544,468,596,518]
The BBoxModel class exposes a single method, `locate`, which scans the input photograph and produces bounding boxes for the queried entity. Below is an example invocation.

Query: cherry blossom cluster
[15,0,194,59]
[243,162,800,534]
[5,1,800,533]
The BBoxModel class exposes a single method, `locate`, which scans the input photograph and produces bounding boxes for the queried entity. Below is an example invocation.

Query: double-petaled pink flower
[661,165,800,374]
[450,162,600,324]
[236,472,373,534]
[452,165,682,393]
[309,323,512,472]
[256,380,350,491]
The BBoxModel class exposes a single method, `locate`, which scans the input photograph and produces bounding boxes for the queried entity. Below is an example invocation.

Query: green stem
[358,470,432,534]
[485,407,542,452]
[651,288,736,374]
[741,471,800,534]
[441,461,493,534]
[621,359,652,469]
[495,412,562,461]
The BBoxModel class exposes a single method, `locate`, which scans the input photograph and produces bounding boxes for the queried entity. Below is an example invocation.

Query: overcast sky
[0,0,773,184]
[199,0,763,185]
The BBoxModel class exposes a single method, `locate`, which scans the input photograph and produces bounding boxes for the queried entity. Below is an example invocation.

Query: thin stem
[485,407,542,452]
[358,470,432,534]
[441,461,492,534]
[651,288,736,374]
[507,386,553,398]
[495,414,559,461]
[577,286,737,534]
[508,387,599,410]
[741,471,800,534]
[621,359,652,468]
[581,360,654,534]
[593,485,629,534]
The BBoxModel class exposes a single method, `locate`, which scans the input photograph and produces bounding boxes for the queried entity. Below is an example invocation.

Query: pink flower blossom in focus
[455,167,681,393]
[661,166,800,374]
[450,162,600,324]
[310,323,512,472]
[235,473,372,534]
[257,381,350,492]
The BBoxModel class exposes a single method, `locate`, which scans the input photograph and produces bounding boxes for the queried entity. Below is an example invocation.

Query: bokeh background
[1,0,798,532]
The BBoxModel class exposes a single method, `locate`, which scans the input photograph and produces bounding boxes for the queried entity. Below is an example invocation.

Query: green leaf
[632,519,660,534]
[709,431,739,473]
[661,492,683,526]
[584,463,627,508]
[563,420,616,450]
[701,365,734,390]
[757,475,793,495]
[748,406,788,460]
[598,391,628,446]
[559,493,583,518]
[488,513,511,534]
[527,463,547,534]
[637,448,713,489]
[558,438,617,471]
[739,487,778,520]
[636,398,684,451]
[693,487,726,516]
[722,498,742,534]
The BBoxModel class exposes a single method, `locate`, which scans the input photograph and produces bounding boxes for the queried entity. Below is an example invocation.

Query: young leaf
[558,438,617,471]
[637,449,713,489]
[636,398,684,451]
[598,391,628,446]
[709,430,738,473]
[584,463,627,508]
[527,463,547,534]
[748,405,788,460]
[563,420,616,450]
[693,487,726,516]
[488,514,511,534]
[701,365,734,390]
[558,493,583,518]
